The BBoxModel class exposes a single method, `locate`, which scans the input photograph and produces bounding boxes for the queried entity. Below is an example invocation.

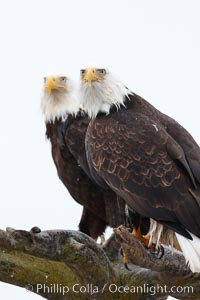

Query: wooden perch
[0,226,199,300]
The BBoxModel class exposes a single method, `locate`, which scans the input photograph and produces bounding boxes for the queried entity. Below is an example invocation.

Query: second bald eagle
[79,66,200,273]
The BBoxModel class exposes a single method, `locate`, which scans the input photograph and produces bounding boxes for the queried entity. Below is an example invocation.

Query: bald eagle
[79,67,200,273]
[40,75,145,240]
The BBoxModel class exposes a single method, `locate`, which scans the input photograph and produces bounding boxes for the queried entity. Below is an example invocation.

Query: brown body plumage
[85,93,200,239]
[45,115,143,238]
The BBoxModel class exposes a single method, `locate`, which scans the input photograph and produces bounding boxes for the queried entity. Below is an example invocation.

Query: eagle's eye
[97,69,106,75]
[59,76,67,82]
[43,77,47,83]
[80,69,86,76]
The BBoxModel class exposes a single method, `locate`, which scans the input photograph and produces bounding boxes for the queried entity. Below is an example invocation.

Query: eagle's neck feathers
[80,73,132,118]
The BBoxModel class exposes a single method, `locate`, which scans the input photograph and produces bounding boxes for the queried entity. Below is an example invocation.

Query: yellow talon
[132,227,152,249]
[123,251,129,265]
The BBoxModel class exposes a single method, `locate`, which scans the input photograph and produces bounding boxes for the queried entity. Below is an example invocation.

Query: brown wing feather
[126,93,200,184]
[46,120,108,236]
[161,114,200,183]
[46,117,136,238]
[86,111,200,238]
[66,117,131,228]
[66,117,92,178]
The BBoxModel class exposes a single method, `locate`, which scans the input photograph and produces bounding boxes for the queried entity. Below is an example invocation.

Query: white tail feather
[176,232,200,273]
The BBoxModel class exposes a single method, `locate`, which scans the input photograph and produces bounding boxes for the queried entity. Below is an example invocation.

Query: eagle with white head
[80,66,200,273]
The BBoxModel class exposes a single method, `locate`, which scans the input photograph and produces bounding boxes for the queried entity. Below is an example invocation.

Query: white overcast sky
[0,0,200,299]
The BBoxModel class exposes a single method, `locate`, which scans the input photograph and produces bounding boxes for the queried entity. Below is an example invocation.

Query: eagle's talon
[149,244,164,259]
[120,248,132,271]
[124,262,132,271]
[157,245,164,259]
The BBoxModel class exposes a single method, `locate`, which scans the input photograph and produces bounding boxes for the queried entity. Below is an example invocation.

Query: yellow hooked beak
[84,68,101,85]
[46,76,60,94]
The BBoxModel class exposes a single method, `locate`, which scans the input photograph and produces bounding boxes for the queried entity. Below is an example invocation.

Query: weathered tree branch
[0,226,199,299]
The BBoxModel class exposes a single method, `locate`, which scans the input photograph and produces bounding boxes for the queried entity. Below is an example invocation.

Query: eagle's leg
[132,228,165,259]
[121,226,164,270]
[132,227,153,249]
[143,232,165,259]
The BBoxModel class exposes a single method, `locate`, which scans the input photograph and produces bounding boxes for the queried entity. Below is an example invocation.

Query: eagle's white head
[40,75,79,123]
[79,67,131,118]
